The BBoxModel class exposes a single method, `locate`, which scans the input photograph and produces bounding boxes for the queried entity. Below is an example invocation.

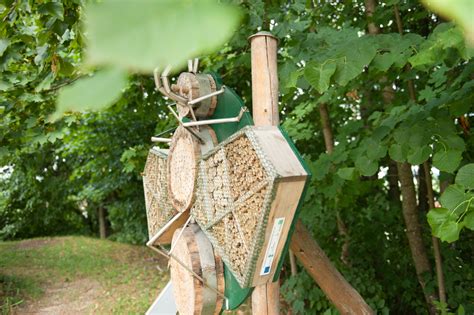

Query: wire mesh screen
[191,127,278,287]
[143,148,176,239]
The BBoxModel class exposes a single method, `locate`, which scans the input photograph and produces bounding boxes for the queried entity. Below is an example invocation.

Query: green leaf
[438,220,461,243]
[421,0,474,46]
[0,39,9,57]
[58,58,75,76]
[333,38,377,86]
[428,206,462,243]
[365,138,387,160]
[0,147,8,159]
[409,24,468,68]
[53,67,128,120]
[443,134,466,151]
[38,2,64,20]
[304,61,337,93]
[334,40,377,86]
[47,130,64,144]
[312,154,331,180]
[439,184,466,213]
[408,125,430,148]
[427,207,450,236]
[337,167,356,180]
[463,211,474,230]
[388,144,407,162]
[449,99,472,116]
[393,126,410,145]
[433,149,462,173]
[455,163,474,189]
[406,146,431,165]
[85,0,240,72]
[285,69,303,89]
[355,156,378,177]
[418,86,435,102]
[372,53,399,72]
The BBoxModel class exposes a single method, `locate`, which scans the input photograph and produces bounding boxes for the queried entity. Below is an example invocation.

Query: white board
[146,281,177,315]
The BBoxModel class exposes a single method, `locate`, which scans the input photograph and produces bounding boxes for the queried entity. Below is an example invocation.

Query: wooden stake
[249,31,280,315]
[249,32,279,127]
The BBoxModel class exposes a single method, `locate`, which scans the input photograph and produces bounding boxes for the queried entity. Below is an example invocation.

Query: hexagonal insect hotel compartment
[191,125,308,288]
[143,148,186,245]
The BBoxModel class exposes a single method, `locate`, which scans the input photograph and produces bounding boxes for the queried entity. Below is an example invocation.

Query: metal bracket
[151,137,171,143]
[181,107,248,127]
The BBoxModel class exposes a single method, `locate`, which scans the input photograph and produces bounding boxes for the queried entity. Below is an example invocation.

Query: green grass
[0,236,168,314]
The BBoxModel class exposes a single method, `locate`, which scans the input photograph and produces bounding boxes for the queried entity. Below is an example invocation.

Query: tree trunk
[397,163,437,314]
[387,160,401,206]
[98,206,107,239]
[319,103,351,266]
[417,165,429,212]
[363,1,440,312]
[364,0,380,35]
[423,162,447,304]
[393,4,446,307]
[319,103,335,154]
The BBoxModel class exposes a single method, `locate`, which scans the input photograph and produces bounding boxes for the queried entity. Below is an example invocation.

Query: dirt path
[16,279,102,315]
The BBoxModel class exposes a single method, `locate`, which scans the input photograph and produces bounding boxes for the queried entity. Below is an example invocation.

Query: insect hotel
[142,32,310,314]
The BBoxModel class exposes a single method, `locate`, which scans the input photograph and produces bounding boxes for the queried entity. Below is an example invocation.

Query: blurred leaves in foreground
[54,0,240,118]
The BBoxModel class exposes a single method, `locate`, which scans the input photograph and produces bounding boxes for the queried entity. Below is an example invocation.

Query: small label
[260,217,285,276]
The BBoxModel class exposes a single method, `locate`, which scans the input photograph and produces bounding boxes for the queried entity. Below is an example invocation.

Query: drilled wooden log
[170,224,224,315]
[167,126,200,212]
[173,72,217,118]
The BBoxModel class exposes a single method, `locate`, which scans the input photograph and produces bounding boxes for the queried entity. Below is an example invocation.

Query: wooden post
[249,31,280,315]
[249,31,373,315]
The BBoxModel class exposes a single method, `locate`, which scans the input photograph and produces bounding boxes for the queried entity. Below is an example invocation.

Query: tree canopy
[1,0,473,314]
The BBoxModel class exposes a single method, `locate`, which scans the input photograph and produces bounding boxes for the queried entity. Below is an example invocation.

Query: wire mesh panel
[143,148,176,240]
[191,126,307,287]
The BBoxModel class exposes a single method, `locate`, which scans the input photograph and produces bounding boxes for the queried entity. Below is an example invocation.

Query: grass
[0,236,168,314]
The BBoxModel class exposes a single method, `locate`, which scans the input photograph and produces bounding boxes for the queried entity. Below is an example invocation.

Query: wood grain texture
[251,127,307,177]
[170,227,202,315]
[170,225,225,315]
[250,33,279,127]
[290,221,374,315]
[167,126,200,212]
[174,72,217,118]
[250,31,280,315]
[151,211,189,245]
[252,178,306,287]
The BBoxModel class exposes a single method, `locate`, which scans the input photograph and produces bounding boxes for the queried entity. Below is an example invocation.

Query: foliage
[428,163,474,242]
[421,0,474,46]
[1,0,473,314]
[54,0,240,117]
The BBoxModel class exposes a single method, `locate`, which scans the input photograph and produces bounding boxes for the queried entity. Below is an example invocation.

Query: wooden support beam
[290,221,374,315]
[249,31,280,315]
